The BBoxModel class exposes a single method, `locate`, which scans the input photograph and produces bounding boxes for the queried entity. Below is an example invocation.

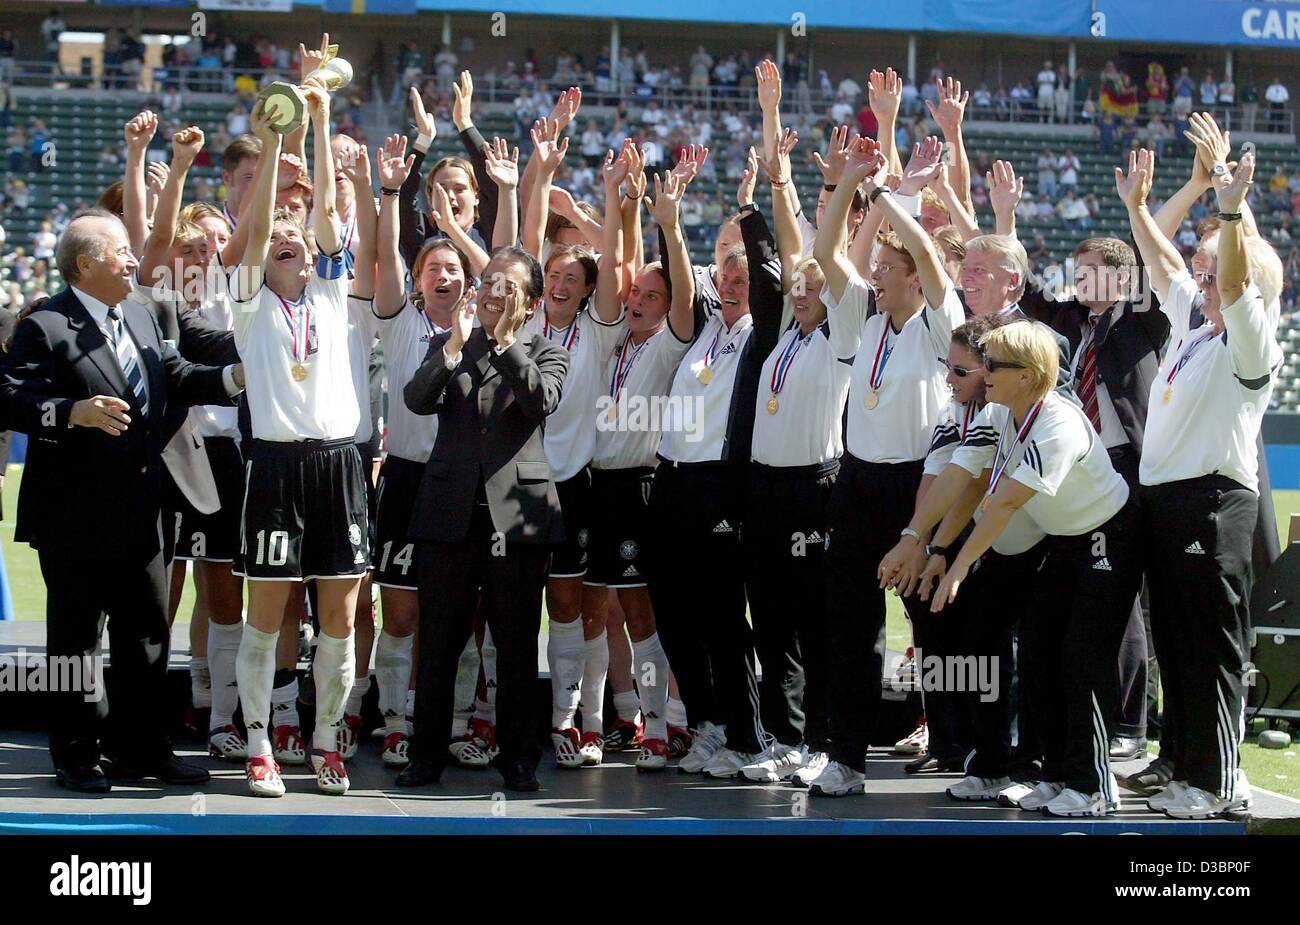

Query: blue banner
[322,0,420,13]
[1095,0,1300,48]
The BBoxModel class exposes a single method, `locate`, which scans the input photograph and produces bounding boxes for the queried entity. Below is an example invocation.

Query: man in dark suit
[396,247,568,793]
[0,209,242,793]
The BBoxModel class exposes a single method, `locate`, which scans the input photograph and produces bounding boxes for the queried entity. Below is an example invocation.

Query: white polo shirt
[1140,273,1281,492]
[346,295,378,446]
[829,278,965,464]
[523,304,624,482]
[375,299,445,464]
[751,317,851,467]
[592,315,693,470]
[231,251,360,442]
[191,293,241,440]
[659,310,753,463]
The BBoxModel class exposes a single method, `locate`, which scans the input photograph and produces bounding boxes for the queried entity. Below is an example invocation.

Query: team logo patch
[578,528,589,549]
[349,523,362,546]
[620,540,639,560]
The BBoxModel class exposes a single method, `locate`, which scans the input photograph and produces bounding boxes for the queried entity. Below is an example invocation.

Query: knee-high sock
[190,657,211,709]
[271,675,300,731]
[313,631,356,753]
[236,625,279,758]
[580,629,610,734]
[479,623,498,717]
[376,630,414,733]
[666,695,688,729]
[613,691,641,724]
[345,673,370,716]
[548,618,586,729]
[632,633,670,741]
[208,622,243,730]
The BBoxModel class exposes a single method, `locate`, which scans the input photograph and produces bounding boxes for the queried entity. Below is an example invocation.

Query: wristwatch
[925,545,949,559]
[1211,163,1228,180]
[738,202,758,215]
[869,185,890,205]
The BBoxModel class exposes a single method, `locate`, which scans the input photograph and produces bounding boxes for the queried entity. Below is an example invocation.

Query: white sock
[312,631,356,754]
[190,656,212,709]
[345,673,370,716]
[580,629,609,734]
[632,633,670,740]
[376,631,414,733]
[480,624,498,712]
[271,678,300,731]
[548,618,586,729]
[208,622,243,730]
[613,690,641,724]
[406,688,417,721]
[235,625,279,758]
[667,696,688,729]
[474,698,495,724]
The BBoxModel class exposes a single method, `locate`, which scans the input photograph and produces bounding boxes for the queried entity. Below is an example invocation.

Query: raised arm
[484,137,520,250]
[1117,148,1183,303]
[758,128,803,291]
[623,142,647,293]
[814,135,882,300]
[519,87,580,233]
[645,172,695,340]
[451,71,500,247]
[122,110,159,256]
[399,86,435,269]
[595,145,630,324]
[868,68,904,178]
[523,119,567,260]
[343,143,376,298]
[303,84,341,256]
[926,76,972,214]
[931,161,981,242]
[430,180,490,276]
[139,126,204,289]
[376,135,416,317]
[549,186,604,247]
[1216,152,1255,307]
[865,137,950,306]
[234,101,282,300]
[987,159,1025,240]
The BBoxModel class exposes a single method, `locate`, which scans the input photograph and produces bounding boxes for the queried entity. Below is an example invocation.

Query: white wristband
[415,132,433,152]
[892,192,922,217]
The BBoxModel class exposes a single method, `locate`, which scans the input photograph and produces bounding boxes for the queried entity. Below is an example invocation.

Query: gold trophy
[257,44,353,135]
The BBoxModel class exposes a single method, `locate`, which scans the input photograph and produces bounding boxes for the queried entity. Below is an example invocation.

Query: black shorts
[235,438,370,582]
[586,466,654,588]
[165,437,245,563]
[372,454,424,590]
[552,468,591,579]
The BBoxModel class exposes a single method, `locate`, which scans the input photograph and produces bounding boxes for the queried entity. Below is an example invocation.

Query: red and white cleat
[579,731,604,767]
[382,731,410,767]
[636,738,670,772]
[245,755,285,798]
[448,735,491,768]
[604,718,644,752]
[893,718,929,756]
[311,749,350,795]
[272,725,307,765]
[552,727,584,769]
[208,724,248,761]
[667,724,693,758]
[468,717,500,761]
[338,714,363,760]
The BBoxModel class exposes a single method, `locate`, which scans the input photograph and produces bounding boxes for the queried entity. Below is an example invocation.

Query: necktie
[1077,314,1102,433]
[107,307,150,415]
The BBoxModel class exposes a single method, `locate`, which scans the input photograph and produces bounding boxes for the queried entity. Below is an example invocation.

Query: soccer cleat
[1013,781,1065,811]
[947,775,1013,801]
[1146,780,1189,812]
[578,732,604,767]
[208,724,248,761]
[791,751,830,788]
[338,714,363,760]
[469,717,501,761]
[245,755,286,798]
[1041,787,1120,817]
[741,742,807,782]
[604,718,644,752]
[702,747,761,779]
[382,731,410,767]
[311,749,351,795]
[636,738,670,772]
[893,719,928,755]
[996,782,1036,807]
[1160,771,1252,819]
[677,721,726,774]
[552,727,584,769]
[894,646,917,686]
[808,760,867,797]
[667,724,693,758]
[272,725,307,765]
[447,735,491,769]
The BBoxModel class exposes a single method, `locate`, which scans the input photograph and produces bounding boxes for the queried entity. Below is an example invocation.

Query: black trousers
[910,584,974,762]
[39,542,172,770]
[1109,446,1149,741]
[825,454,926,772]
[1023,498,1143,797]
[1140,476,1257,798]
[742,460,838,751]
[952,543,1045,778]
[409,501,552,771]
[646,460,763,754]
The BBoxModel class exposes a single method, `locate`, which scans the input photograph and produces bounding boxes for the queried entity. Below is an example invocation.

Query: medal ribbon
[770,328,812,396]
[275,291,311,364]
[543,312,580,351]
[1165,328,1218,388]
[701,320,748,373]
[610,335,648,400]
[987,399,1044,500]
[869,320,895,391]
[960,400,977,441]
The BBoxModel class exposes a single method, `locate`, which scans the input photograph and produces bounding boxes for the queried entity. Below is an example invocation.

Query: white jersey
[190,293,240,440]
[524,304,623,482]
[1140,273,1280,492]
[948,405,1046,556]
[231,251,360,442]
[954,391,1129,538]
[592,315,693,470]
[659,311,754,463]
[751,317,851,466]
[830,278,965,463]
[923,398,979,478]
[345,295,378,446]
[376,299,446,464]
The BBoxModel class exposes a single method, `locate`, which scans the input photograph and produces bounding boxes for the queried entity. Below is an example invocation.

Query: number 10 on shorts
[254,529,290,566]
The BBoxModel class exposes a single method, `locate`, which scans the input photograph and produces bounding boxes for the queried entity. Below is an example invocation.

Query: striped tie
[107,307,149,416]
[1077,314,1101,433]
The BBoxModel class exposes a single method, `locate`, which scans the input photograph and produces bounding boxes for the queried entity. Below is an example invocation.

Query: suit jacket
[0,287,234,559]
[404,325,568,545]
[1020,288,1170,455]
[0,307,16,476]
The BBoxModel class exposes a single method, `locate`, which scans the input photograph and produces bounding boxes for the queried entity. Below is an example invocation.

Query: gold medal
[698,366,714,385]
[1162,387,1173,405]
[980,497,990,514]
[864,390,879,411]
[291,363,308,382]
[766,396,779,415]
[606,404,619,423]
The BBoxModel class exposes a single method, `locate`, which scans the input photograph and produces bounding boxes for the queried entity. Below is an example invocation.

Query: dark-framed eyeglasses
[983,356,1027,372]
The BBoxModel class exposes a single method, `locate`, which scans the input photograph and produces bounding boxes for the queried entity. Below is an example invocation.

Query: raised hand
[1185,110,1230,181]
[451,70,475,130]
[756,127,797,183]
[249,99,278,144]
[755,57,782,113]
[738,146,759,207]
[868,67,902,121]
[483,137,520,190]
[1114,147,1155,209]
[1216,150,1255,214]
[302,83,330,124]
[277,152,305,191]
[124,110,158,153]
[624,142,646,199]
[844,134,886,184]
[646,171,686,229]
[170,125,204,165]
[547,86,582,132]
[530,118,569,176]
[987,159,1024,215]
[927,76,969,136]
[377,133,414,188]
[898,136,944,194]
[146,161,170,198]
[812,125,857,185]
[340,143,371,191]
[602,145,630,192]
[670,144,710,187]
[298,32,331,86]
[549,185,578,216]
[428,181,456,232]
[409,85,436,140]
[447,290,475,353]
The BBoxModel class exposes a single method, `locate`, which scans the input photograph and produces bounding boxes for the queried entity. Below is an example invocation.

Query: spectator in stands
[434,44,458,92]
[1034,192,1055,223]
[1200,71,1219,108]
[688,46,713,98]
[1010,80,1033,119]
[1143,113,1173,157]
[31,221,56,260]
[831,93,854,126]
[1173,67,1195,107]
[1029,231,1052,265]
[1240,80,1260,132]
[1217,73,1235,114]
[1057,188,1091,229]
[1054,66,1072,124]
[1267,76,1290,132]
[1016,192,1038,226]
[162,84,183,113]
[1037,148,1058,199]
[1145,63,1169,116]
[1080,91,1097,126]
[97,145,120,168]
[40,8,64,63]
[1057,148,1080,192]
[0,30,16,84]
[1036,61,1056,123]
[972,82,993,117]
[901,78,921,117]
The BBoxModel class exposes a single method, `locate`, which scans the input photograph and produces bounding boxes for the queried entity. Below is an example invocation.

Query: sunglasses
[983,356,1026,372]
[938,357,982,378]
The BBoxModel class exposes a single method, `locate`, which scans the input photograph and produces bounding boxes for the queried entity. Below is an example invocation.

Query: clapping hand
[1216,150,1255,214]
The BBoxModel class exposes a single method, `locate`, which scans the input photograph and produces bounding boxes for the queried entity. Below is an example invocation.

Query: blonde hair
[1244,236,1284,318]
[966,234,1031,300]
[979,320,1058,400]
[173,219,206,247]
[920,187,949,217]
[181,201,230,230]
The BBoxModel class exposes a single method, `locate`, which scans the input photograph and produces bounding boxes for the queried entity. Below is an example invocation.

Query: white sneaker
[893,719,928,755]
[996,782,1036,807]
[1161,772,1253,819]
[702,747,762,779]
[1015,781,1065,811]
[208,724,248,761]
[1041,787,1120,817]
[791,751,830,788]
[808,760,867,797]
[741,743,806,782]
[677,721,726,774]
[947,775,1012,801]
[551,727,584,769]
[1146,780,1189,811]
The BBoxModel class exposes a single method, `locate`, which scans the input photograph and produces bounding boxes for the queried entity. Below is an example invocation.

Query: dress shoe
[1108,736,1148,761]
[395,759,443,787]
[1121,755,1174,796]
[904,752,966,774]
[55,764,111,794]
[105,754,210,785]
[501,761,540,792]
